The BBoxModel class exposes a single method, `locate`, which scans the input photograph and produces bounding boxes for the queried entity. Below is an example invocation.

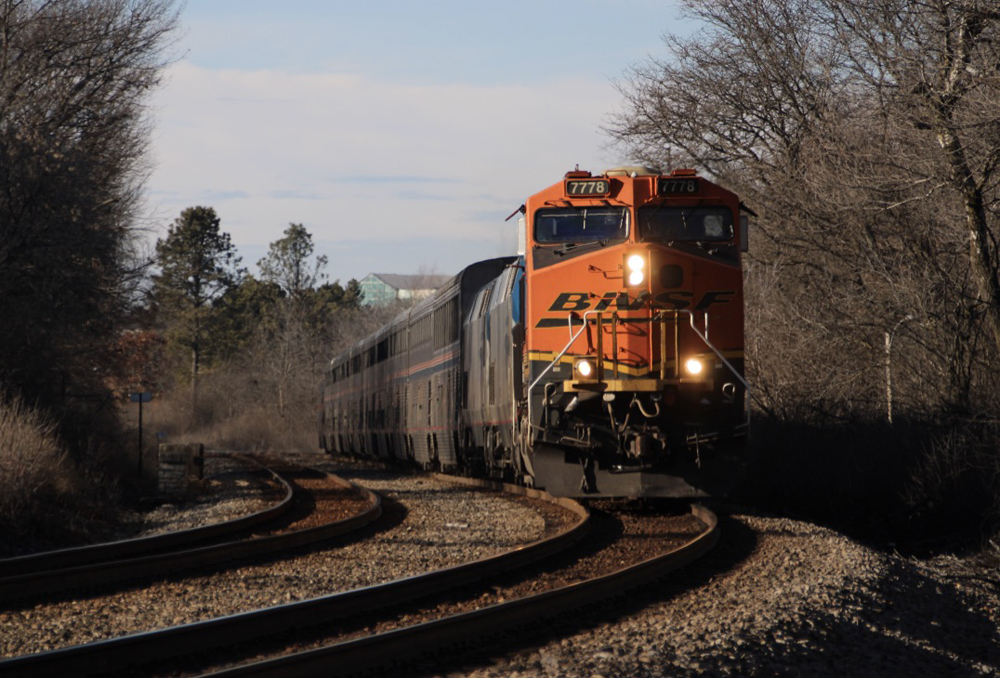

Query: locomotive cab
[522,167,750,497]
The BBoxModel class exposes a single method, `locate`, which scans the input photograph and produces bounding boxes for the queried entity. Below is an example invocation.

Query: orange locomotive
[319,167,750,497]
[518,167,749,496]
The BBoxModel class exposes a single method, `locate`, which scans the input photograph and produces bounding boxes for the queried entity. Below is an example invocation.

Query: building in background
[358,272,451,306]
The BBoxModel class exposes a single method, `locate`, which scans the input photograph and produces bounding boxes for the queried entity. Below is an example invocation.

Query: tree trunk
[937,125,1000,354]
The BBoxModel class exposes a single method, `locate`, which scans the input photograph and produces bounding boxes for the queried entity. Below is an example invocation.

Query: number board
[658,177,700,195]
[565,179,611,197]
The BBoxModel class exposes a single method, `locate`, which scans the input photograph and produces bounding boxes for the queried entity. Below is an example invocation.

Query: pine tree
[257,223,328,299]
[153,206,243,410]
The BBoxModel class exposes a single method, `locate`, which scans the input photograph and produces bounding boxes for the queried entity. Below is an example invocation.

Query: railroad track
[0,455,381,603]
[210,501,717,677]
[0,472,717,677]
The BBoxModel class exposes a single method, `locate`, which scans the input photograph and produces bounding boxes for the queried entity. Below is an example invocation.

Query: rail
[208,504,718,677]
[0,476,588,678]
[0,465,381,603]
[0,454,293,578]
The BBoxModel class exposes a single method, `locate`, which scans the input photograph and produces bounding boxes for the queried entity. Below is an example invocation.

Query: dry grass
[0,396,133,556]
[0,398,70,514]
[152,368,318,456]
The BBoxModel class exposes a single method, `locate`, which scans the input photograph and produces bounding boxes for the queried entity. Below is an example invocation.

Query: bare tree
[0,0,179,415]
[609,0,1000,419]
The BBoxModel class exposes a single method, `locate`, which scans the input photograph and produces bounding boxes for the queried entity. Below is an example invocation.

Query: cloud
[330,175,461,184]
[145,61,623,280]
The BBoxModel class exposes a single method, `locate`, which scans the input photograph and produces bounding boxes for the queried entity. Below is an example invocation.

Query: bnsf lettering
[694,290,736,310]
[594,292,650,312]
[654,291,694,309]
[549,292,591,312]
[546,290,735,313]
[656,290,736,310]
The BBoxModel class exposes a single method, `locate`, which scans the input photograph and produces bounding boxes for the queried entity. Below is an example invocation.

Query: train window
[412,313,433,348]
[433,297,459,348]
[534,207,629,244]
[638,206,733,242]
[450,297,459,342]
[503,266,518,299]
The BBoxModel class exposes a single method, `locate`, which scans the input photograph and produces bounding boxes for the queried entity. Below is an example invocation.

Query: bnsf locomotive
[319,167,750,497]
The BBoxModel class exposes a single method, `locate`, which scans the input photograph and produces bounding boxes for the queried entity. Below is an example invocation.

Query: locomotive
[319,167,750,497]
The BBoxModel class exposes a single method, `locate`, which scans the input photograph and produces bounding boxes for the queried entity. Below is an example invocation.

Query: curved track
[0,477,589,677]
[0,473,718,678]
[0,454,293,578]
[0,457,381,603]
[209,504,717,677]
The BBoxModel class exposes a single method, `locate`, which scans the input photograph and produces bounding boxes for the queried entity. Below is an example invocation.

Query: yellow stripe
[527,350,744,378]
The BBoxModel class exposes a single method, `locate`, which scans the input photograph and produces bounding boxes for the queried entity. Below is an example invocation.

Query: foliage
[611,0,1000,418]
[105,329,168,397]
[212,275,285,360]
[150,217,371,438]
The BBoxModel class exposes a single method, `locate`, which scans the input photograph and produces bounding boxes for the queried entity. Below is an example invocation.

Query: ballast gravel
[122,454,284,537]
[456,513,999,677]
[0,460,546,658]
[2,452,997,676]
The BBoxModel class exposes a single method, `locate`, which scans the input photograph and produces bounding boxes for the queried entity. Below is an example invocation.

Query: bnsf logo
[547,290,736,312]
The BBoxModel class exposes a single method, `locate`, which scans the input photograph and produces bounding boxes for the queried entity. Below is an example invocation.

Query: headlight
[625,253,645,286]
[684,358,704,376]
[574,358,594,378]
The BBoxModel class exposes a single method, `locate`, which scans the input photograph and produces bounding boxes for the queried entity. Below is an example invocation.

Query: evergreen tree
[315,278,364,311]
[258,223,327,299]
[153,206,243,409]
[213,276,284,359]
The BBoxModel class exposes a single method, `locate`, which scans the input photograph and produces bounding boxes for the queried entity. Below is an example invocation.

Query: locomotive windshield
[638,206,733,242]
[534,207,629,244]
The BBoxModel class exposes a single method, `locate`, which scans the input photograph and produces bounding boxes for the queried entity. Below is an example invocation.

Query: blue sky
[144,1,696,283]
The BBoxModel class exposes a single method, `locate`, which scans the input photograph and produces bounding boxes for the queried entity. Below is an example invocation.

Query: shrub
[0,397,75,549]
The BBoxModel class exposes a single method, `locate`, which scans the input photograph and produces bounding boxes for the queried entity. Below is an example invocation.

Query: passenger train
[319,167,750,497]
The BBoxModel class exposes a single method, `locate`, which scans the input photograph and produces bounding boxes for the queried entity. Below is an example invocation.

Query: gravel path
[454,513,999,677]
[0,462,546,658]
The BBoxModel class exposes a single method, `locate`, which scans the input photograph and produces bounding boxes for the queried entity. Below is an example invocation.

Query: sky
[144,1,697,284]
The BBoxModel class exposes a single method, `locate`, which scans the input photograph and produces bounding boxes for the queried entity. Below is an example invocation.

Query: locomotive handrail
[672,308,751,431]
[527,309,602,395]
[527,308,751,431]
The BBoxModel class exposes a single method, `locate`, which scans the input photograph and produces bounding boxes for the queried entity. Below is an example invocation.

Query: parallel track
[0,454,292,578]
[0,457,381,603]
